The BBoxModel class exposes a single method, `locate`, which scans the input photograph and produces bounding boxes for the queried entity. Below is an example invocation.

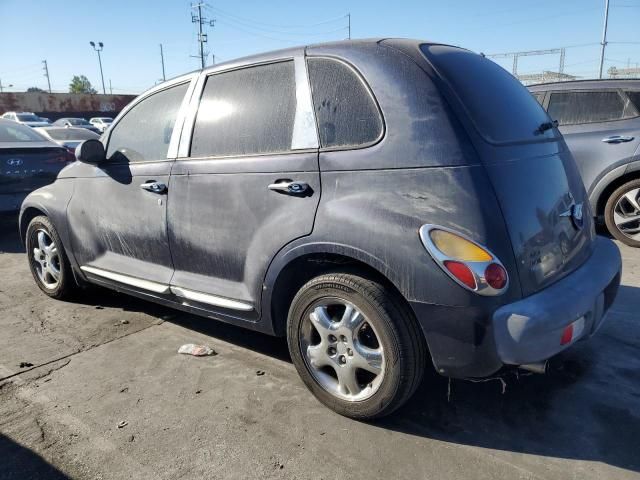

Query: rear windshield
[0,122,47,142]
[17,114,40,122]
[45,128,99,140]
[420,44,554,144]
[68,118,90,125]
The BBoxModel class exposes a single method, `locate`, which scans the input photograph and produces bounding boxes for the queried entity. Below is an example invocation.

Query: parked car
[52,118,101,134]
[19,40,621,419]
[89,117,113,133]
[1,111,51,128]
[529,80,640,247]
[34,126,99,155]
[0,119,70,214]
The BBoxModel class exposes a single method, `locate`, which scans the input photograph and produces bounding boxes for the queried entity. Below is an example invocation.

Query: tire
[604,179,640,248]
[287,273,426,420]
[26,215,77,299]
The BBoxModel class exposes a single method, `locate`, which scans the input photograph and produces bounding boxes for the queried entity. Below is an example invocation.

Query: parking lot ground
[1,216,639,480]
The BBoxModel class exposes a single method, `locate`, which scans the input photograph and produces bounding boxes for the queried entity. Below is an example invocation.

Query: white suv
[89,117,113,133]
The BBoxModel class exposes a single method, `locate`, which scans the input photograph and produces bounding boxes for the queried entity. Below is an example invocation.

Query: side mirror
[75,139,106,164]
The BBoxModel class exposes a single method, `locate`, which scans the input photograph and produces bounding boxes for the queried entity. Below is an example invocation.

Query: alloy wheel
[30,229,61,289]
[299,299,385,402]
[613,188,640,241]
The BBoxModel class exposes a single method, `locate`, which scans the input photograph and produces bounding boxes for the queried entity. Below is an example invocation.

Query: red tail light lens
[560,323,574,345]
[443,260,477,290]
[485,263,507,290]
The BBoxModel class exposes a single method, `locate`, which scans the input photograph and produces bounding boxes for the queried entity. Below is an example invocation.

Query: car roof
[528,79,640,91]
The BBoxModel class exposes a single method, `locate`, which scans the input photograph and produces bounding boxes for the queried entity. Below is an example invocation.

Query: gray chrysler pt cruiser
[19,39,622,419]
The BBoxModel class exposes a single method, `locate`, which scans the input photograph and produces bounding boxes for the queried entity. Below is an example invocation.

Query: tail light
[45,149,72,164]
[419,224,509,296]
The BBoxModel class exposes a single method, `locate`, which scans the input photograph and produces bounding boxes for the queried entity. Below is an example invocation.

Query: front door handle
[602,135,634,144]
[268,180,309,195]
[140,181,167,194]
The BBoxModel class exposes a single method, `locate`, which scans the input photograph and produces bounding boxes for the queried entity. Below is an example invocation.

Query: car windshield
[98,118,113,123]
[0,122,47,142]
[68,118,91,125]
[16,114,41,122]
[44,128,99,141]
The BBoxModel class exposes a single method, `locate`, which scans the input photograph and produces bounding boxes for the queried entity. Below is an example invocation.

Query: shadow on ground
[2,220,638,474]
[0,434,69,480]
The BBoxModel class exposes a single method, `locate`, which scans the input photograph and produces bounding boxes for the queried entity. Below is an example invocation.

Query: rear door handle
[602,135,634,144]
[268,180,309,194]
[140,181,167,194]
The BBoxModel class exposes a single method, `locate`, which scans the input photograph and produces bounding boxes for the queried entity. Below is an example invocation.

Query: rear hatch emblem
[6,158,23,166]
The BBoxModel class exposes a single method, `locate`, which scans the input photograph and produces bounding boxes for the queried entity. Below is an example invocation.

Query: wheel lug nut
[328,347,336,356]
[340,335,347,343]
[328,335,337,343]
[347,348,353,356]
[339,355,346,364]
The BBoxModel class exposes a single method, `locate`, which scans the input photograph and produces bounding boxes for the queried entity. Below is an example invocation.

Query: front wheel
[26,215,77,299]
[604,179,640,248]
[287,273,426,419]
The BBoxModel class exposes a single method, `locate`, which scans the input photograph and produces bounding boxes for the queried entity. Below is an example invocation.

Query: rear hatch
[420,44,595,296]
[0,143,70,195]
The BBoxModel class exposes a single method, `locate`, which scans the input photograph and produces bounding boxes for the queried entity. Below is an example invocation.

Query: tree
[68,75,97,94]
[27,86,45,93]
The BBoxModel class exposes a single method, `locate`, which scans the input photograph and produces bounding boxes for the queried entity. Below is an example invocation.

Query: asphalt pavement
[1,215,639,480]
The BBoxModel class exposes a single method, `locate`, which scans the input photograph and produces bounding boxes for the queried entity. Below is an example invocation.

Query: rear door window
[547,91,637,125]
[420,44,553,144]
[307,57,383,149]
[190,61,297,157]
[532,92,545,105]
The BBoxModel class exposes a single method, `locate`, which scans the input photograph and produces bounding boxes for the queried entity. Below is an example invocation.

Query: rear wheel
[287,273,426,419]
[26,216,76,299]
[604,179,640,248]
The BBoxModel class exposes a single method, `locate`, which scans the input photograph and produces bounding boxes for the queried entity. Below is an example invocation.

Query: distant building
[517,71,579,86]
[608,66,640,79]
[0,92,136,121]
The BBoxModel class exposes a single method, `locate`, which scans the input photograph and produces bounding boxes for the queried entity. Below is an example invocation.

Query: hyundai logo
[6,158,23,167]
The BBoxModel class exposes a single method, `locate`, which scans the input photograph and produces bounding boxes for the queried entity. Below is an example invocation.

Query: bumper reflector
[560,316,586,346]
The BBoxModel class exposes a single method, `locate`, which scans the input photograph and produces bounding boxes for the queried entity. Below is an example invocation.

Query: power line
[204,5,347,30]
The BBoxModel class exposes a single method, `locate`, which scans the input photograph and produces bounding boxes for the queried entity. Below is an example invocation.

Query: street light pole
[90,41,106,94]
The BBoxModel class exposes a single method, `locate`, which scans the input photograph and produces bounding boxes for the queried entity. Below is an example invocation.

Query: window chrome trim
[419,224,509,296]
[80,266,170,294]
[170,286,253,311]
[291,56,319,150]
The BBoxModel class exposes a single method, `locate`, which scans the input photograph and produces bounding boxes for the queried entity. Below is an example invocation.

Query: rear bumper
[492,236,621,365]
[0,192,28,214]
[410,236,621,378]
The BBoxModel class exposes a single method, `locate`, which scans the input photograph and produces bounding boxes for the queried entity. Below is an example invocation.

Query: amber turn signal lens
[429,229,492,262]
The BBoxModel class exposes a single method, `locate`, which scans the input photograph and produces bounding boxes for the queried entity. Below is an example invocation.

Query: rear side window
[307,57,382,149]
[107,82,188,162]
[532,92,545,105]
[421,44,552,144]
[190,61,296,157]
[547,91,637,125]
[626,91,640,111]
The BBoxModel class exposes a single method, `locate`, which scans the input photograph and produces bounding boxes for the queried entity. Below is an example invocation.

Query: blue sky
[0,0,638,94]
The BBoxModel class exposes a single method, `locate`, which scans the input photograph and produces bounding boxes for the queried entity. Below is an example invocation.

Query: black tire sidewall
[26,216,72,298]
[604,179,640,248]
[287,274,415,419]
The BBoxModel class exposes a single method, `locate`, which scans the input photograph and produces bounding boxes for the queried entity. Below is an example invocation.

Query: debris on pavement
[19,362,34,368]
[256,370,265,376]
[117,420,128,429]
[177,344,217,356]
[113,319,130,326]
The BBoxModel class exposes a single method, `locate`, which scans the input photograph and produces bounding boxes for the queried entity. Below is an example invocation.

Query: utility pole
[191,3,215,69]
[598,0,610,79]
[160,43,166,81]
[347,13,351,40]
[109,79,113,94]
[90,41,106,94]
[42,60,52,93]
